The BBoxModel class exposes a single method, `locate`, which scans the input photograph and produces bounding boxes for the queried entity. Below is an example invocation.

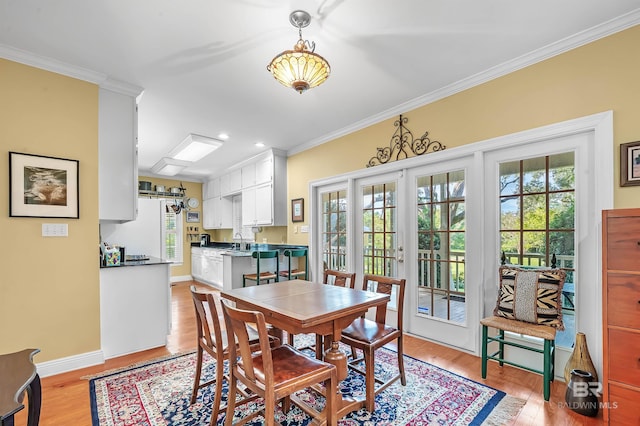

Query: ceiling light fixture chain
[366,114,446,167]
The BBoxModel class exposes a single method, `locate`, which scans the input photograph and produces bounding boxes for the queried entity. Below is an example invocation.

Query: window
[162,201,183,263]
[499,152,575,347]
[362,183,397,277]
[417,170,466,323]
[321,190,347,271]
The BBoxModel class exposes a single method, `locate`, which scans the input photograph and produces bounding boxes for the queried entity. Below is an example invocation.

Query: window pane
[523,194,546,229]
[448,170,465,200]
[500,232,520,259]
[549,153,575,191]
[499,161,520,196]
[523,231,546,266]
[549,192,574,229]
[501,196,521,229]
[450,203,465,231]
[418,205,432,231]
[522,157,546,193]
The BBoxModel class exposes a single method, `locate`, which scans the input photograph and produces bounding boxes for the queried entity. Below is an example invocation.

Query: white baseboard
[171,274,192,283]
[36,350,105,378]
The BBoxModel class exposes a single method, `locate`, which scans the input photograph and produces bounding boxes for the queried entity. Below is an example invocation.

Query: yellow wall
[138,176,203,278]
[0,59,100,361]
[287,25,640,245]
[214,226,288,244]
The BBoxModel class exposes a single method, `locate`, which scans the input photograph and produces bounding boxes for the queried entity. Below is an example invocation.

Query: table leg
[26,374,41,426]
[323,340,348,381]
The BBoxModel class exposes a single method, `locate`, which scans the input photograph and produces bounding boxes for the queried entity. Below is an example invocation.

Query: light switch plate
[42,223,68,237]
[300,225,309,233]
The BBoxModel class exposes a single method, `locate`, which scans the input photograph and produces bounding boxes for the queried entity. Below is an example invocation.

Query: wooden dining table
[221,279,390,420]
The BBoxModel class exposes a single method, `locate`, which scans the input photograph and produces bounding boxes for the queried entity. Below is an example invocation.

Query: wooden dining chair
[189,286,279,425]
[242,250,280,287]
[340,274,407,412]
[306,270,358,357]
[278,248,308,281]
[221,300,338,426]
[323,269,356,289]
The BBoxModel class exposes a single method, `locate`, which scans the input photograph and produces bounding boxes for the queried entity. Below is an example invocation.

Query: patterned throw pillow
[493,265,567,329]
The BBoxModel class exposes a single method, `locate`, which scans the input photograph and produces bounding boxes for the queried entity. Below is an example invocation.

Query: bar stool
[242,250,280,287]
[279,248,308,281]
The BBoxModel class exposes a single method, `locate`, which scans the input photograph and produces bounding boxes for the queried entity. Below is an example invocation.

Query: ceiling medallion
[367,114,446,167]
[267,10,330,94]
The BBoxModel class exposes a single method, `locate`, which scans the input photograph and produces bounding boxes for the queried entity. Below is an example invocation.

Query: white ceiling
[2,1,639,181]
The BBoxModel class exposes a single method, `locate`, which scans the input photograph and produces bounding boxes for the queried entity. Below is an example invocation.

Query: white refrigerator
[100,198,164,258]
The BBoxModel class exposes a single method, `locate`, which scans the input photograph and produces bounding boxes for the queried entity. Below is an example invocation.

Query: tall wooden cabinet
[602,208,640,424]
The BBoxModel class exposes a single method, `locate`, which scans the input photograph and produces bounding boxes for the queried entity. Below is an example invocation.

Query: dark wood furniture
[189,286,279,425]
[602,208,640,424]
[310,270,358,356]
[0,349,41,426]
[221,280,389,418]
[340,274,407,412]
[221,301,337,425]
[242,250,280,287]
[323,270,356,289]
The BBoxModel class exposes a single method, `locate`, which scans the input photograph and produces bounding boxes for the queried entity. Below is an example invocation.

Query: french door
[310,113,611,359]
[406,156,480,351]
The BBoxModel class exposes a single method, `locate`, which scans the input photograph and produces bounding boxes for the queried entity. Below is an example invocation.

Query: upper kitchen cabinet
[203,177,220,200]
[242,155,273,188]
[202,196,232,229]
[99,87,140,222]
[203,149,286,227]
[241,150,286,227]
[221,169,242,196]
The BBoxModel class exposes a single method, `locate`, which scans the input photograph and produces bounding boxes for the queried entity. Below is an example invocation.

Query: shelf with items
[138,190,185,199]
[186,225,201,243]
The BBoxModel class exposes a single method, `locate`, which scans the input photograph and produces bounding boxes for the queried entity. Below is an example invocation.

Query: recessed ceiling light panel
[169,133,223,162]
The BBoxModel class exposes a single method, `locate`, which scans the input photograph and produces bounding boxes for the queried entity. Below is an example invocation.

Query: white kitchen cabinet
[255,155,273,185]
[242,163,256,188]
[242,183,276,226]
[240,152,286,227]
[99,88,140,222]
[191,247,204,280]
[203,177,220,200]
[221,169,242,196]
[192,247,224,288]
[203,196,232,229]
[242,156,272,188]
[242,186,258,226]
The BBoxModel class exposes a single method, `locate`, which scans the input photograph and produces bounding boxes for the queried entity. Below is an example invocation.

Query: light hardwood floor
[16,281,603,425]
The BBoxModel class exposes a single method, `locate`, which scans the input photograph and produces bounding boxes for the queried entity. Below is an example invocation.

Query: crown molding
[0,43,143,97]
[288,8,640,157]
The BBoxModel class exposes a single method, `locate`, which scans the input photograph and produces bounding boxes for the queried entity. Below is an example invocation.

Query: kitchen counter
[99,256,170,268]
[191,243,308,291]
[100,260,171,359]
[194,242,307,255]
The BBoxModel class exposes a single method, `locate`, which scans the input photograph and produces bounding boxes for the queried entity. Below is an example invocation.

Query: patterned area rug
[89,341,524,425]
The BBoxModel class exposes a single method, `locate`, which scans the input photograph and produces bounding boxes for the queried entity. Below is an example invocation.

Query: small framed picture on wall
[186,211,200,223]
[291,198,304,222]
[620,141,640,187]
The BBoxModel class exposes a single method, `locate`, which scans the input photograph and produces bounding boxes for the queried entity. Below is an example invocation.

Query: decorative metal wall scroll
[366,114,445,167]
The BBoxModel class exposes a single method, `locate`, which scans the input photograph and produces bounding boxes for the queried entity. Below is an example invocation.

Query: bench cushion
[493,265,566,330]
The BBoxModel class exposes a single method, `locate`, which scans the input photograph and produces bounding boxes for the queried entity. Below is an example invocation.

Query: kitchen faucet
[234,232,243,251]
